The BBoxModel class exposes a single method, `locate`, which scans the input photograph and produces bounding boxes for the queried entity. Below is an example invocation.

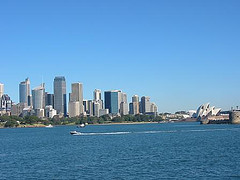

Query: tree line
[0,114,163,128]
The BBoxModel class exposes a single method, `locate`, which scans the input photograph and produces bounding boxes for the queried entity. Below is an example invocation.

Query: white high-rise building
[99,109,109,117]
[93,102,101,117]
[94,89,101,101]
[45,105,57,118]
[0,83,4,98]
[150,103,158,113]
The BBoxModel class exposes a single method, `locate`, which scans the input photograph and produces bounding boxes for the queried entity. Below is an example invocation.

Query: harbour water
[1,122,240,179]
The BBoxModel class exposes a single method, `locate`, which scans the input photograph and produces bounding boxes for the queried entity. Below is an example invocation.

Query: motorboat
[77,124,85,128]
[45,124,53,128]
[70,131,81,135]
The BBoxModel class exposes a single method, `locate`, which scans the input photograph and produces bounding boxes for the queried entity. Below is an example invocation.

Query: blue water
[1,122,240,179]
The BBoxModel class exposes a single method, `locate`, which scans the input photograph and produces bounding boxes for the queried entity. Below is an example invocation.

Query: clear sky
[0,0,240,113]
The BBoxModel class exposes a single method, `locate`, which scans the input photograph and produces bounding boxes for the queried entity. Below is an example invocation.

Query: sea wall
[229,111,240,124]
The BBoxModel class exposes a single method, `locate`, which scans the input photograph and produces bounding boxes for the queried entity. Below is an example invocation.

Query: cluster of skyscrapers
[0,77,158,118]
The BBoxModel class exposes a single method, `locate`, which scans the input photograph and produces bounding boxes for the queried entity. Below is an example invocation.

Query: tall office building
[130,95,139,115]
[32,84,45,110]
[54,76,67,116]
[68,101,80,117]
[150,103,158,113]
[45,93,54,107]
[88,100,93,116]
[94,89,101,101]
[0,94,12,115]
[141,96,151,114]
[19,78,31,106]
[93,101,101,117]
[68,82,84,117]
[0,83,4,98]
[93,89,103,109]
[104,90,122,114]
[69,83,83,103]
[120,92,128,115]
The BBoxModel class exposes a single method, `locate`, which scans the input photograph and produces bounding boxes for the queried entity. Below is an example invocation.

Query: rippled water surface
[1,122,240,179]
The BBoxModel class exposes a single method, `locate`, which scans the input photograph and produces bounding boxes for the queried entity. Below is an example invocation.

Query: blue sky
[0,0,240,113]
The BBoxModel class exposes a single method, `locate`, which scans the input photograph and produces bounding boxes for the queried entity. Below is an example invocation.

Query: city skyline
[0,75,238,113]
[1,0,240,112]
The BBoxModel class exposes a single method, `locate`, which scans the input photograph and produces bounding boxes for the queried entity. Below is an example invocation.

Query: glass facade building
[104,90,120,114]
[54,76,67,116]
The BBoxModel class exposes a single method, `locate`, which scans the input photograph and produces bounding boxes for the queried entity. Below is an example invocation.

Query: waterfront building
[22,107,33,117]
[195,103,221,119]
[0,83,4,98]
[45,105,57,118]
[35,108,45,118]
[54,76,67,117]
[99,109,109,117]
[104,90,122,114]
[11,103,22,116]
[32,84,45,110]
[68,82,84,117]
[19,78,31,107]
[150,103,158,114]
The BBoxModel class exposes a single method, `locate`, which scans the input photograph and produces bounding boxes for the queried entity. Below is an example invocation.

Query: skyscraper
[68,82,84,117]
[130,95,139,115]
[120,92,128,115]
[93,89,101,101]
[93,101,100,117]
[19,78,31,106]
[0,83,4,98]
[93,89,103,109]
[69,83,83,103]
[54,76,67,116]
[45,93,54,107]
[32,84,45,110]
[141,96,151,114]
[104,90,122,114]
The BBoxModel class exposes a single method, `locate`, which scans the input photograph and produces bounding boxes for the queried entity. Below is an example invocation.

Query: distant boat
[70,131,81,135]
[77,124,85,128]
[45,124,53,128]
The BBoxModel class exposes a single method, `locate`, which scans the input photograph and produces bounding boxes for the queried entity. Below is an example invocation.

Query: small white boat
[70,131,81,135]
[45,124,53,128]
[77,124,85,128]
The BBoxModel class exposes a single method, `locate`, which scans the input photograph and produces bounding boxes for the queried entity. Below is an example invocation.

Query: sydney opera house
[195,103,221,119]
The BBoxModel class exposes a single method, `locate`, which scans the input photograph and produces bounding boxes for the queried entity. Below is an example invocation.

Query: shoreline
[0,119,199,129]
[0,121,164,129]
